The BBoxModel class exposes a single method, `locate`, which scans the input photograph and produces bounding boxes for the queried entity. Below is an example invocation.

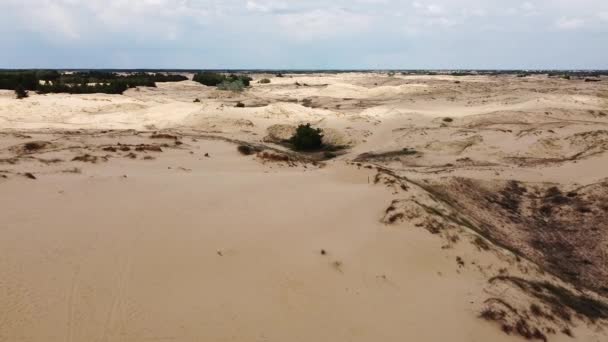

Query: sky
[1,0,607,69]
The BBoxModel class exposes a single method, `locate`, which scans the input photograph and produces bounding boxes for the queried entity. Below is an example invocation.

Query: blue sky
[1,0,607,69]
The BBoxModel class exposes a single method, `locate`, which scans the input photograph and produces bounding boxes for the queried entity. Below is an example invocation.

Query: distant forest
[1,69,604,96]
[0,70,187,95]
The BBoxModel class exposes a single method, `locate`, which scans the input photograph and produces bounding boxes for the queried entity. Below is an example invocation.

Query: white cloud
[413,2,445,16]
[555,17,585,30]
[277,8,372,40]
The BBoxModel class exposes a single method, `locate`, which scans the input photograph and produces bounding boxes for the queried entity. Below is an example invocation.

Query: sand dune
[1,73,607,342]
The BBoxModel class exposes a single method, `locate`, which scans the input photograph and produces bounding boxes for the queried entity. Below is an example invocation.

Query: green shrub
[193,72,226,86]
[259,78,271,84]
[237,145,255,155]
[227,74,251,87]
[193,72,251,90]
[290,124,324,151]
[15,85,28,99]
[217,79,245,92]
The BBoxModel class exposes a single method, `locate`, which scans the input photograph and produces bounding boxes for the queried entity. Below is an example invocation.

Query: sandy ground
[0,73,607,342]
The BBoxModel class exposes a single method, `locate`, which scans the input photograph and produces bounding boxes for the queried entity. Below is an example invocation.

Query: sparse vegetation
[235,102,245,108]
[443,117,454,123]
[473,236,491,251]
[15,85,28,99]
[490,276,608,322]
[193,72,252,92]
[237,145,255,155]
[290,124,324,151]
[259,78,271,84]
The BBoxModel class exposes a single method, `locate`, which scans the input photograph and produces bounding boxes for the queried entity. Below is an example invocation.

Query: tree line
[0,70,188,95]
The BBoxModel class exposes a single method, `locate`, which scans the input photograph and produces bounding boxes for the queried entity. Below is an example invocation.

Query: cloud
[0,0,607,68]
[277,8,372,40]
[555,17,585,30]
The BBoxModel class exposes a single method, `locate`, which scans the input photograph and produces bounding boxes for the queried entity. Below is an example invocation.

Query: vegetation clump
[258,78,271,84]
[193,72,252,92]
[15,85,28,99]
[192,72,225,86]
[290,124,324,151]
[217,79,245,92]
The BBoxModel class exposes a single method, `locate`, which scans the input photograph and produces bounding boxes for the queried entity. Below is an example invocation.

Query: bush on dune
[193,72,226,86]
[192,72,252,91]
[290,124,324,151]
[15,85,28,99]
[217,79,245,92]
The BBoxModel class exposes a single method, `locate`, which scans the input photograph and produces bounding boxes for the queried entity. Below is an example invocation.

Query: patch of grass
[323,151,337,159]
[473,236,491,251]
[257,151,290,162]
[490,276,608,322]
[237,145,258,156]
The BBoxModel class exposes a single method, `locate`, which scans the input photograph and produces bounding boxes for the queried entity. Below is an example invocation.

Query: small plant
[443,117,454,123]
[193,98,201,103]
[387,71,396,77]
[323,151,337,159]
[258,78,271,84]
[235,102,245,108]
[237,145,255,155]
[15,85,28,99]
[290,124,324,151]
